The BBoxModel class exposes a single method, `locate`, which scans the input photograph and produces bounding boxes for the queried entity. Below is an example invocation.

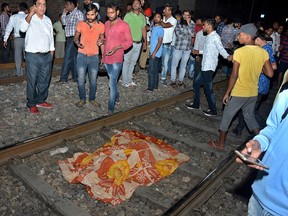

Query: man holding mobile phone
[237,84,288,215]
[20,0,54,114]
[102,3,132,115]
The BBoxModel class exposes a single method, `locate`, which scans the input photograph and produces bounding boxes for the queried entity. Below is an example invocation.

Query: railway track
[0,77,265,215]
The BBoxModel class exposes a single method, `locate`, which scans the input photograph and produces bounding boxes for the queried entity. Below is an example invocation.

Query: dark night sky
[194,0,288,26]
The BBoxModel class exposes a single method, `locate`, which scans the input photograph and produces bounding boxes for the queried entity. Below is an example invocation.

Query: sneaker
[184,103,200,110]
[122,83,131,88]
[130,81,137,86]
[36,102,53,109]
[89,100,101,108]
[75,100,86,108]
[170,82,178,88]
[161,80,167,86]
[28,106,40,114]
[202,110,217,117]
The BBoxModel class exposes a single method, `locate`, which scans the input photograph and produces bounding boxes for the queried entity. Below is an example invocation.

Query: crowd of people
[1,0,288,214]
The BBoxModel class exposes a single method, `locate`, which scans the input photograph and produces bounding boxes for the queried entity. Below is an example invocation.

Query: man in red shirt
[73,3,104,108]
[102,3,133,115]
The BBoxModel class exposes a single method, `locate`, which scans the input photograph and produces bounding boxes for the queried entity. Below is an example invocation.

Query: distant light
[260,14,265,18]
[286,18,288,22]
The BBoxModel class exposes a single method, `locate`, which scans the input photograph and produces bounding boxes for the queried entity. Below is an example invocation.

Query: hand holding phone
[234,150,269,170]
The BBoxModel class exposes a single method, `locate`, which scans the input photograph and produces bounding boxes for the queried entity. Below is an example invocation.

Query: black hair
[106,2,120,11]
[19,2,28,11]
[1,2,9,11]
[256,30,268,41]
[164,3,174,12]
[205,18,216,30]
[65,0,77,7]
[154,12,163,19]
[180,9,193,26]
[85,3,97,13]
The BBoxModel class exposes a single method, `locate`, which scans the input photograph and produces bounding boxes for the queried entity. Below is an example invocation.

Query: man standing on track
[20,0,55,114]
[103,3,132,115]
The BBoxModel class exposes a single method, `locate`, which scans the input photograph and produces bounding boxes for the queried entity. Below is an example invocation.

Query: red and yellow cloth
[58,129,190,205]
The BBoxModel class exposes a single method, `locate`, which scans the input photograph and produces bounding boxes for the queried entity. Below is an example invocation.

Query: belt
[35,52,49,55]
[163,42,171,45]
[67,36,74,38]
[133,41,142,44]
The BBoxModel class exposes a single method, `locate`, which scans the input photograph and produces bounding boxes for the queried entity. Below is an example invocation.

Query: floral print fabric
[58,129,190,206]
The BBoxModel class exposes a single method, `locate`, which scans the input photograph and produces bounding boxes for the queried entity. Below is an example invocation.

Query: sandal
[89,100,101,108]
[75,100,86,108]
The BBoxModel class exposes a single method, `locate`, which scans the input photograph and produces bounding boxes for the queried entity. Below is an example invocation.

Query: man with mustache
[20,0,54,114]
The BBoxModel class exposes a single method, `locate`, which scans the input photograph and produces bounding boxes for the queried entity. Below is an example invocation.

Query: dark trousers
[60,37,78,82]
[25,52,53,108]
[148,56,160,91]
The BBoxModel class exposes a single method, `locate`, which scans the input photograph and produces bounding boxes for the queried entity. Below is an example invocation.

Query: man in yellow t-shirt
[209,23,274,150]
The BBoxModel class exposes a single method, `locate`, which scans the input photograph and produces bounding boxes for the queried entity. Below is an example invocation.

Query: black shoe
[202,110,217,117]
[184,103,200,110]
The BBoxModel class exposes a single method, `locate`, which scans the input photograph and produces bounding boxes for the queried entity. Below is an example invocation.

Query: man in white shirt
[160,3,177,85]
[4,2,28,76]
[20,0,55,114]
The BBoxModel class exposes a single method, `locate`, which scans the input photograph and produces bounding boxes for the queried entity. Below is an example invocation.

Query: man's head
[85,3,98,23]
[106,3,120,21]
[203,18,216,34]
[239,23,257,37]
[153,12,162,24]
[19,2,28,12]
[238,23,257,44]
[126,3,132,13]
[33,0,47,17]
[65,0,77,12]
[83,0,92,6]
[132,0,141,11]
[1,3,10,12]
[163,3,173,17]
[255,31,267,46]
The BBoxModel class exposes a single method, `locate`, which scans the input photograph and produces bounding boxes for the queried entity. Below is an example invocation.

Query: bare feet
[208,140,225,150]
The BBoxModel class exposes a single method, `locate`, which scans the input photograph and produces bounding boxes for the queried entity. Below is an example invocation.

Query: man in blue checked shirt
[59,0,84,83]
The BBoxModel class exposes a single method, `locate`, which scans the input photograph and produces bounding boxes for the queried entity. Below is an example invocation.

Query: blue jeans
[105,62,122,113]
[60,37,78,82]
[77,53,99,101]
[122,42,142,85]
[25,52,53,108]
[161,44,172,80]
[193,70,216,113]
[248,195,274,216]
[148,56,160,91]
[167,45,174,74]
[170,49,190,82]
[187,55,195,78]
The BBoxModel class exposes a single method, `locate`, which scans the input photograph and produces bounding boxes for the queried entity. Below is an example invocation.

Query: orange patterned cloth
[58,129,190,205]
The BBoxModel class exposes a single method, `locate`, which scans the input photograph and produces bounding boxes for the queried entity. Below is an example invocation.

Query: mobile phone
[234,150,269,170]
[106,51,112,56]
